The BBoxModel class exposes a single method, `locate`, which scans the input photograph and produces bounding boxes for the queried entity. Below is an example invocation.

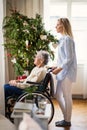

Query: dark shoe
[55,120,71,127]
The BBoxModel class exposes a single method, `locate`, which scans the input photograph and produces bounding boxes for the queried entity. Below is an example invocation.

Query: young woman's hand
[52,67,62,75]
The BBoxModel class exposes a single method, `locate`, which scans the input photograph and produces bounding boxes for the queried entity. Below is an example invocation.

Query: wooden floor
[49,99,87,130]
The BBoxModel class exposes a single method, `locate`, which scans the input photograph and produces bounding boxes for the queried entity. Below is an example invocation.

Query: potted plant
[3,10,57,77]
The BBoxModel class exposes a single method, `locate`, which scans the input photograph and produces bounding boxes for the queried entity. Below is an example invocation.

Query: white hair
[36,50,49,65]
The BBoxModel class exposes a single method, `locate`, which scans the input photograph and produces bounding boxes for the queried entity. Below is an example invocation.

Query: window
[44,0,87,65]
[71,2,87,64]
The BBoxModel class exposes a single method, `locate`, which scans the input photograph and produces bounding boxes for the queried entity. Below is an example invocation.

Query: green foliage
[24,86,38,94]
[3,10,57,76]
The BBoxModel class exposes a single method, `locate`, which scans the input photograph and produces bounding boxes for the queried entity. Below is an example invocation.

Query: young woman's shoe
[55,120,71,127]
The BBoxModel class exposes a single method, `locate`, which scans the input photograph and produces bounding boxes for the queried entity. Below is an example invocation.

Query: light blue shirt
[56,35,77,82]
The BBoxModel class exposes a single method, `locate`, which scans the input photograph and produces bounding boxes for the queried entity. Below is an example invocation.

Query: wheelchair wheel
[17,91,54,124]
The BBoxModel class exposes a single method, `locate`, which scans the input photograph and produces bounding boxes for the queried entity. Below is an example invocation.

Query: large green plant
[3,10,57,76]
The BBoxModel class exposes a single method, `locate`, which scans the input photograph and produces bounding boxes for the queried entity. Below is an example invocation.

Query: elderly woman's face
[34,54,44,67]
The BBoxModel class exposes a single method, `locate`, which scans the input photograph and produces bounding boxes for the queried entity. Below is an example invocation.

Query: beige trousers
[56,77,72,122]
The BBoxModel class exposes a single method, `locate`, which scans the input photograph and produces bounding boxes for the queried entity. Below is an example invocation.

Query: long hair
[58,18,73,39]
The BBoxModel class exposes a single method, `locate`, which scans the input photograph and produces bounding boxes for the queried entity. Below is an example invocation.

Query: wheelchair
[6,68,55,124]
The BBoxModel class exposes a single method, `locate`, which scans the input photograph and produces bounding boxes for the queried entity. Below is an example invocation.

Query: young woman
[4,50,49,99]
[52,18,77,127]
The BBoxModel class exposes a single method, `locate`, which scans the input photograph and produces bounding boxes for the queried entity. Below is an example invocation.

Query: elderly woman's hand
[9,80,18,86]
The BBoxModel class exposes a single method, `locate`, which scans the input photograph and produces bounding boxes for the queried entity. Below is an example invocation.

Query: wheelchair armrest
[26,81,41,86]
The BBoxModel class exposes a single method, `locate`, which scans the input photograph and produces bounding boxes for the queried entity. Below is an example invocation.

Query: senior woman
[4,50,49,100]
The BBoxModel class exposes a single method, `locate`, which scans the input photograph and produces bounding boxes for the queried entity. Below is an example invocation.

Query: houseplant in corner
[3,9,57,77]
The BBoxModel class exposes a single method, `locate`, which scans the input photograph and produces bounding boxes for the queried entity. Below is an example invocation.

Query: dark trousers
[4,84,24,100]
[4,84,24,120]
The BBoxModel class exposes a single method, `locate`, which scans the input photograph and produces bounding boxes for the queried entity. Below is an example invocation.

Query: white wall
[72,65,84,95]
[0,0,5,114]
[72,64,87,99]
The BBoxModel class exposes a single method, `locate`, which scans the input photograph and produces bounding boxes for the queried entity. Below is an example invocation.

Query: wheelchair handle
[47,67,55,73]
